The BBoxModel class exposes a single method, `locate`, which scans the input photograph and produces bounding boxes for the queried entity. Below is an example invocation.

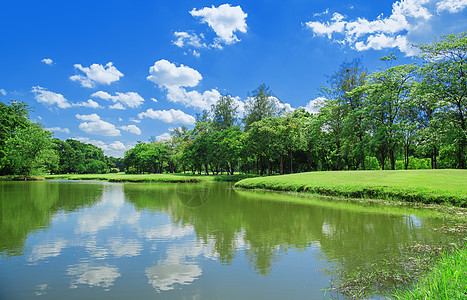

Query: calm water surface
[0,180,462,299]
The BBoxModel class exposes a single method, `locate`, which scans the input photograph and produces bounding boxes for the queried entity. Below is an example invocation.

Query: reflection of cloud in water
[28,239,67,263]
[75,186,125,235]
[34,284,48,296]
[84,239,109,259]
[163,241,218,265]
[146,264,202,292]
[108,238,142,258]
[67,263,121,289]
[143,224,194,240]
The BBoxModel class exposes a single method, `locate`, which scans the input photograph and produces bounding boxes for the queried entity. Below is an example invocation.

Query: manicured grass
[391,247,467,299]
[44,172,254,183]
[234,169,467,207]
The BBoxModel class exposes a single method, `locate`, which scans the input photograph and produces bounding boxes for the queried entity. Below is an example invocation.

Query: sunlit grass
[235,170,467,207]
[44,172,254,183]
[391,247,467,299]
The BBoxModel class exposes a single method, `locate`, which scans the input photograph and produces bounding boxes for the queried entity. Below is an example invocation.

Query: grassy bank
[44,172,254,183]
[391,247,467,299]
[234,169,467,207]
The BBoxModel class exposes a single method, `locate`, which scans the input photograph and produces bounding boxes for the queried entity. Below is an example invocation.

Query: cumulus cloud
[70,62,123,88]
[32,86,71,109]
[0,89,6,96]
[147,59,202,88]
[45,127,70,134]
[304,97,326,114]
[41,58,53,65]
[91,91,144,109]
[166,86,221,110]
[138,109,196,125]
[436,0,467,13]
[305,0,465,55]
[119,124,142,135]
[190,4,248,45]
[74,99,102,108]
[73,137,131,157]
[75,114,121,136]
[155,132,171,142]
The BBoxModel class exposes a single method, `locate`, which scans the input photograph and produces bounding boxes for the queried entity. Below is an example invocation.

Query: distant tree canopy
[0,100,121,176]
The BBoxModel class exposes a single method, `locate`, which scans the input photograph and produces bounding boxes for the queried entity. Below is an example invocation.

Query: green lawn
[44,172,253,183]
[235,169,467,207]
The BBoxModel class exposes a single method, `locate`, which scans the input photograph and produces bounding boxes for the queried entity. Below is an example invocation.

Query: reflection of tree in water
[175,185,210,208]
[0,181,103,257]
[124,183,460,277]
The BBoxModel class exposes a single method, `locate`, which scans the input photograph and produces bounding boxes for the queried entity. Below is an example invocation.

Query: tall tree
[211,95,238,130]
[243,84,283,130]
[416,31,467,168]
[320,59,367,170]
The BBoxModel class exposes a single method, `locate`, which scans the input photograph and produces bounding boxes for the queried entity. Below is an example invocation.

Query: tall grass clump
[392,247,467,299]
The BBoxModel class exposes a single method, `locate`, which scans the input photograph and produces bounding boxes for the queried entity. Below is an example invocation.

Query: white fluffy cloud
[73,137,131,158]
[45,127,70,134]
[166,86,221,110]
[437,0,467,13]
[304,97,326,114]
[70,62,123,88]
[32,86,71,109]
[305,0,465,55]
[41,58,53,65]
[147,59,202,88]
[74,99,102,108]
[190,4,247,45]
[138,109,196,125]
[0,89,6,96]
[155,132,171,142]
[76,114,121,136]
[119,125,142,135]
[91,91,144,109]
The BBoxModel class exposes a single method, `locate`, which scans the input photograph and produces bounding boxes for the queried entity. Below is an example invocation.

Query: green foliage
[392,247,467,299]
[3,123,58,177]
[243,84,284,129]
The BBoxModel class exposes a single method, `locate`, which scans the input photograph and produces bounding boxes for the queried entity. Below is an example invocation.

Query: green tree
[211,95,238,130]
[243,84,284,130]
[3,123,58,176]
[356,58,417,170]
[0,101,31,175]
[416,31,467,168]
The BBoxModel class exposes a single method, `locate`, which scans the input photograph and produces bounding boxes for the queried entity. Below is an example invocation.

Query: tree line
[1,32,465,177]
[124,32,466,174]
[0,101,122,177]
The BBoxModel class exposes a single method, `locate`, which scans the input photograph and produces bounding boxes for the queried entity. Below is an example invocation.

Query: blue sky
[1,0,466,157]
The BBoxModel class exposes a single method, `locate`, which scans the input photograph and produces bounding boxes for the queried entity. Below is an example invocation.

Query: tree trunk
[280,155,284,175]
[389,148,395,170]
[336,141,342,171]
[404,145,409,170]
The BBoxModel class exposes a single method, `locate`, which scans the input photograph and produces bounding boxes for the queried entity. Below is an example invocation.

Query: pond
[0,180,463,299]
